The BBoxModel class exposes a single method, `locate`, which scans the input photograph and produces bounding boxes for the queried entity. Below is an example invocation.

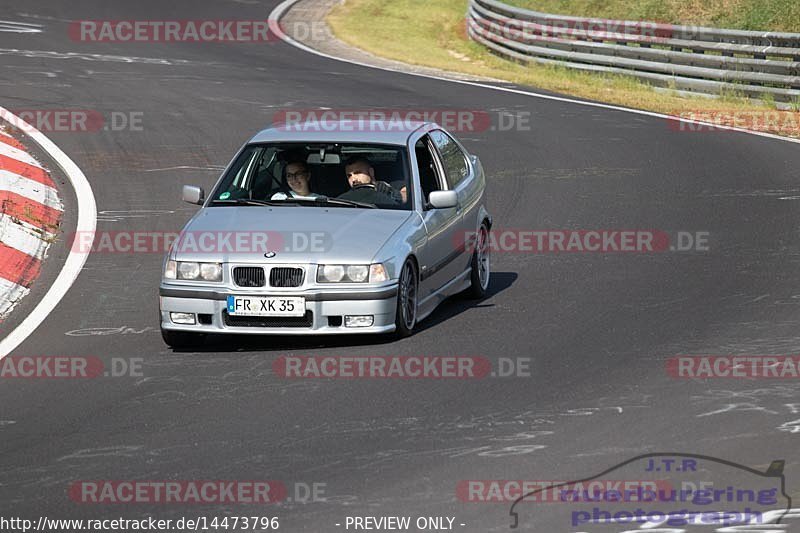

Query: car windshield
[209,142,412,210]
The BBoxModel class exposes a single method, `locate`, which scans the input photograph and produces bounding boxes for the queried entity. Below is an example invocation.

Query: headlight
[178,262,200,280]
[317,264,388,283]
[346,265,369,282]
[200,263,223,281]
[319,265,345,282]
[165,261,222,282]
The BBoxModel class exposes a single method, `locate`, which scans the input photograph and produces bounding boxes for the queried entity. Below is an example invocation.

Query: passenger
[338,156,400,205]
[271,159,322,200]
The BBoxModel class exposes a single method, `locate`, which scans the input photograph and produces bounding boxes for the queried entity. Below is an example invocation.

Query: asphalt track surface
[0,0,799,531]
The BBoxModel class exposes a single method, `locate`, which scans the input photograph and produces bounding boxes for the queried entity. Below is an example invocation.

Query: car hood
[173,206,414,264]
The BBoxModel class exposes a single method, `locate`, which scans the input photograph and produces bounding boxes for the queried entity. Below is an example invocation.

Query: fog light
[170,312,196,325]
[345,315,374,328]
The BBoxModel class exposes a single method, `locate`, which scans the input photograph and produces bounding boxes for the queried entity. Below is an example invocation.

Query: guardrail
[467,0,800,104]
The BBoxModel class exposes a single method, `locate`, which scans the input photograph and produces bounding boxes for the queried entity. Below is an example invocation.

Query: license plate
[227,295,306,317]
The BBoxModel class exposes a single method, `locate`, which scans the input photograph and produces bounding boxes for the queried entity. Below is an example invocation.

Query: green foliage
[506,0,800,32]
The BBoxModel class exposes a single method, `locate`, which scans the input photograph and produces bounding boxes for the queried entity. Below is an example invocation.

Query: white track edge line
[0,107,97,358]
[268,0,800,146]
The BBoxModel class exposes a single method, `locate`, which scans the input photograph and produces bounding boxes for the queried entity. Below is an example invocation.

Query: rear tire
[464,221,490,299]
[161,328,203,348]
[394,259,418,338]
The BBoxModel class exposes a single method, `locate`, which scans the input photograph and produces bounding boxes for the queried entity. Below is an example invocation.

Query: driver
[338,156,401,205]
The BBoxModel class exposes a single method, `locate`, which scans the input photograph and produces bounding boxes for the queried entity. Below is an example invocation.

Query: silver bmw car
[159,120,491,347]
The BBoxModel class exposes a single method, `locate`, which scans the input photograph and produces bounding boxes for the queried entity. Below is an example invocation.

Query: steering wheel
[351,183,376,190]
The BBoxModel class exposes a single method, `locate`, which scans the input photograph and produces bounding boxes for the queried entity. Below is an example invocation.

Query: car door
[411,133,465,301]
[428,129,477,280]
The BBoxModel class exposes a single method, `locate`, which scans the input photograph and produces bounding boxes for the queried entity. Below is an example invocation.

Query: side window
[415,136,446,205]
[430,130,468,187]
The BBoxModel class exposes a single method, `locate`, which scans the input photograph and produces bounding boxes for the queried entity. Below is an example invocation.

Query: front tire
[464,221,490,299]
[394,259,418,338]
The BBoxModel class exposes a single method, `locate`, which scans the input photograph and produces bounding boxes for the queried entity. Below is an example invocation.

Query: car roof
[249,119,436,145]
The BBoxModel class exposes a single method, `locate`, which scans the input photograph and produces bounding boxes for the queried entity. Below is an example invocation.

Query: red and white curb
[0,107,95,358]
[0,127,63,318]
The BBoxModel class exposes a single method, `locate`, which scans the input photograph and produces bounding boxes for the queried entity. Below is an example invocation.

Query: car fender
[370,212,426,281]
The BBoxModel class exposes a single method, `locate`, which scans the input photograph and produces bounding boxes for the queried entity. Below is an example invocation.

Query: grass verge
[506,0,800,33]
[327,0,800,138]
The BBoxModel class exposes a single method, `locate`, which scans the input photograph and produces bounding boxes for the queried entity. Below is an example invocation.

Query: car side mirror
[428,190,458,209]
[182,185,205,205]
[470,154,478,167]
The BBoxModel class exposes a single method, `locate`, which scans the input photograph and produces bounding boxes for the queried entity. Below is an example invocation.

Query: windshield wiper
[278,196,378,209]
[211,196,378,209]
[211,198,283,207]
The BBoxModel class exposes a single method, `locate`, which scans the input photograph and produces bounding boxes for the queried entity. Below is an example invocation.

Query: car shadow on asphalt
[169,271,517,353]
[413,271,517,334]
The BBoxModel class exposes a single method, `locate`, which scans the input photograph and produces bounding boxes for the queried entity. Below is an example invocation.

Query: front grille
[233,266,265,287]
[223,311,313,328]
[269,267,304,288]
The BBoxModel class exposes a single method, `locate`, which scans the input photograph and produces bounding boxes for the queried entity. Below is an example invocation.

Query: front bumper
[159,284,398,335]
